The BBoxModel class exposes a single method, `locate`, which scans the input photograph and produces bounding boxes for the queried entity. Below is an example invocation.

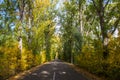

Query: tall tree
[90,0,120,58]
[59,0,83,63]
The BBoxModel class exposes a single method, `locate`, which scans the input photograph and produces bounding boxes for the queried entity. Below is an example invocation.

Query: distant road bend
[11,60,89,80]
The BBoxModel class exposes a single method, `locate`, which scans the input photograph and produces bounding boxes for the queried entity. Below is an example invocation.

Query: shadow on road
[9,59,88,80]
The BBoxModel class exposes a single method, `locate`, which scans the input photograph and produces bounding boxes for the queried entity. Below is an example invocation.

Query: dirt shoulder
[67,63,106,80]
[8,62,49,80]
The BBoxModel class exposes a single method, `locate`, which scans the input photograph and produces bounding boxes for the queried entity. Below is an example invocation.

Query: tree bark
[92,0,109,59]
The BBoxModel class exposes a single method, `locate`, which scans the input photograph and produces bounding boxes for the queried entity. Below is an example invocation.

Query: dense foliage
[0,0,120,80]
[0,0,57,79]
[58,0,120,80]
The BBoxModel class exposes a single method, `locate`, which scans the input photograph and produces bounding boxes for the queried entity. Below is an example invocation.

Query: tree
[59,0,83,63]
[90,0,120,58]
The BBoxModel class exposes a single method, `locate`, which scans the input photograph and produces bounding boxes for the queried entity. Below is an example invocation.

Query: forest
[0,0,120,80]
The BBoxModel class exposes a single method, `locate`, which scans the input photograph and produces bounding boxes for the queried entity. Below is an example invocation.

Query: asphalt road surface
[18,60,88,80]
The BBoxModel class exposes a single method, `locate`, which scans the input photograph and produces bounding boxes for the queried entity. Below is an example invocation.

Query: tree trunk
[97,0,109,59]
[79,1,83,35]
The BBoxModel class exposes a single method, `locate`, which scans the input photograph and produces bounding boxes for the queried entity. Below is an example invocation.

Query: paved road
[18,60,88,80]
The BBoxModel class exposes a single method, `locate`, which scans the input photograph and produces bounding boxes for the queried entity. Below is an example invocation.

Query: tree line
[58,0,120,80]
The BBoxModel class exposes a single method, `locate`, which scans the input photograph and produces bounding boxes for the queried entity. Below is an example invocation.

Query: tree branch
[104,0,110,9]
[91,0,100,15]
[91,0,98,10]
[111,16,120,35]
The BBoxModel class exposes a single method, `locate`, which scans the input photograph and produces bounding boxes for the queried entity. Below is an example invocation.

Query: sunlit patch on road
[40,71,50,75]
[32,73,37,76]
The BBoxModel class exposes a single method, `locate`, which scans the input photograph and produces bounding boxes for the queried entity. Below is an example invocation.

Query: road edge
[65,63,106,80]
[7,62,50,80]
